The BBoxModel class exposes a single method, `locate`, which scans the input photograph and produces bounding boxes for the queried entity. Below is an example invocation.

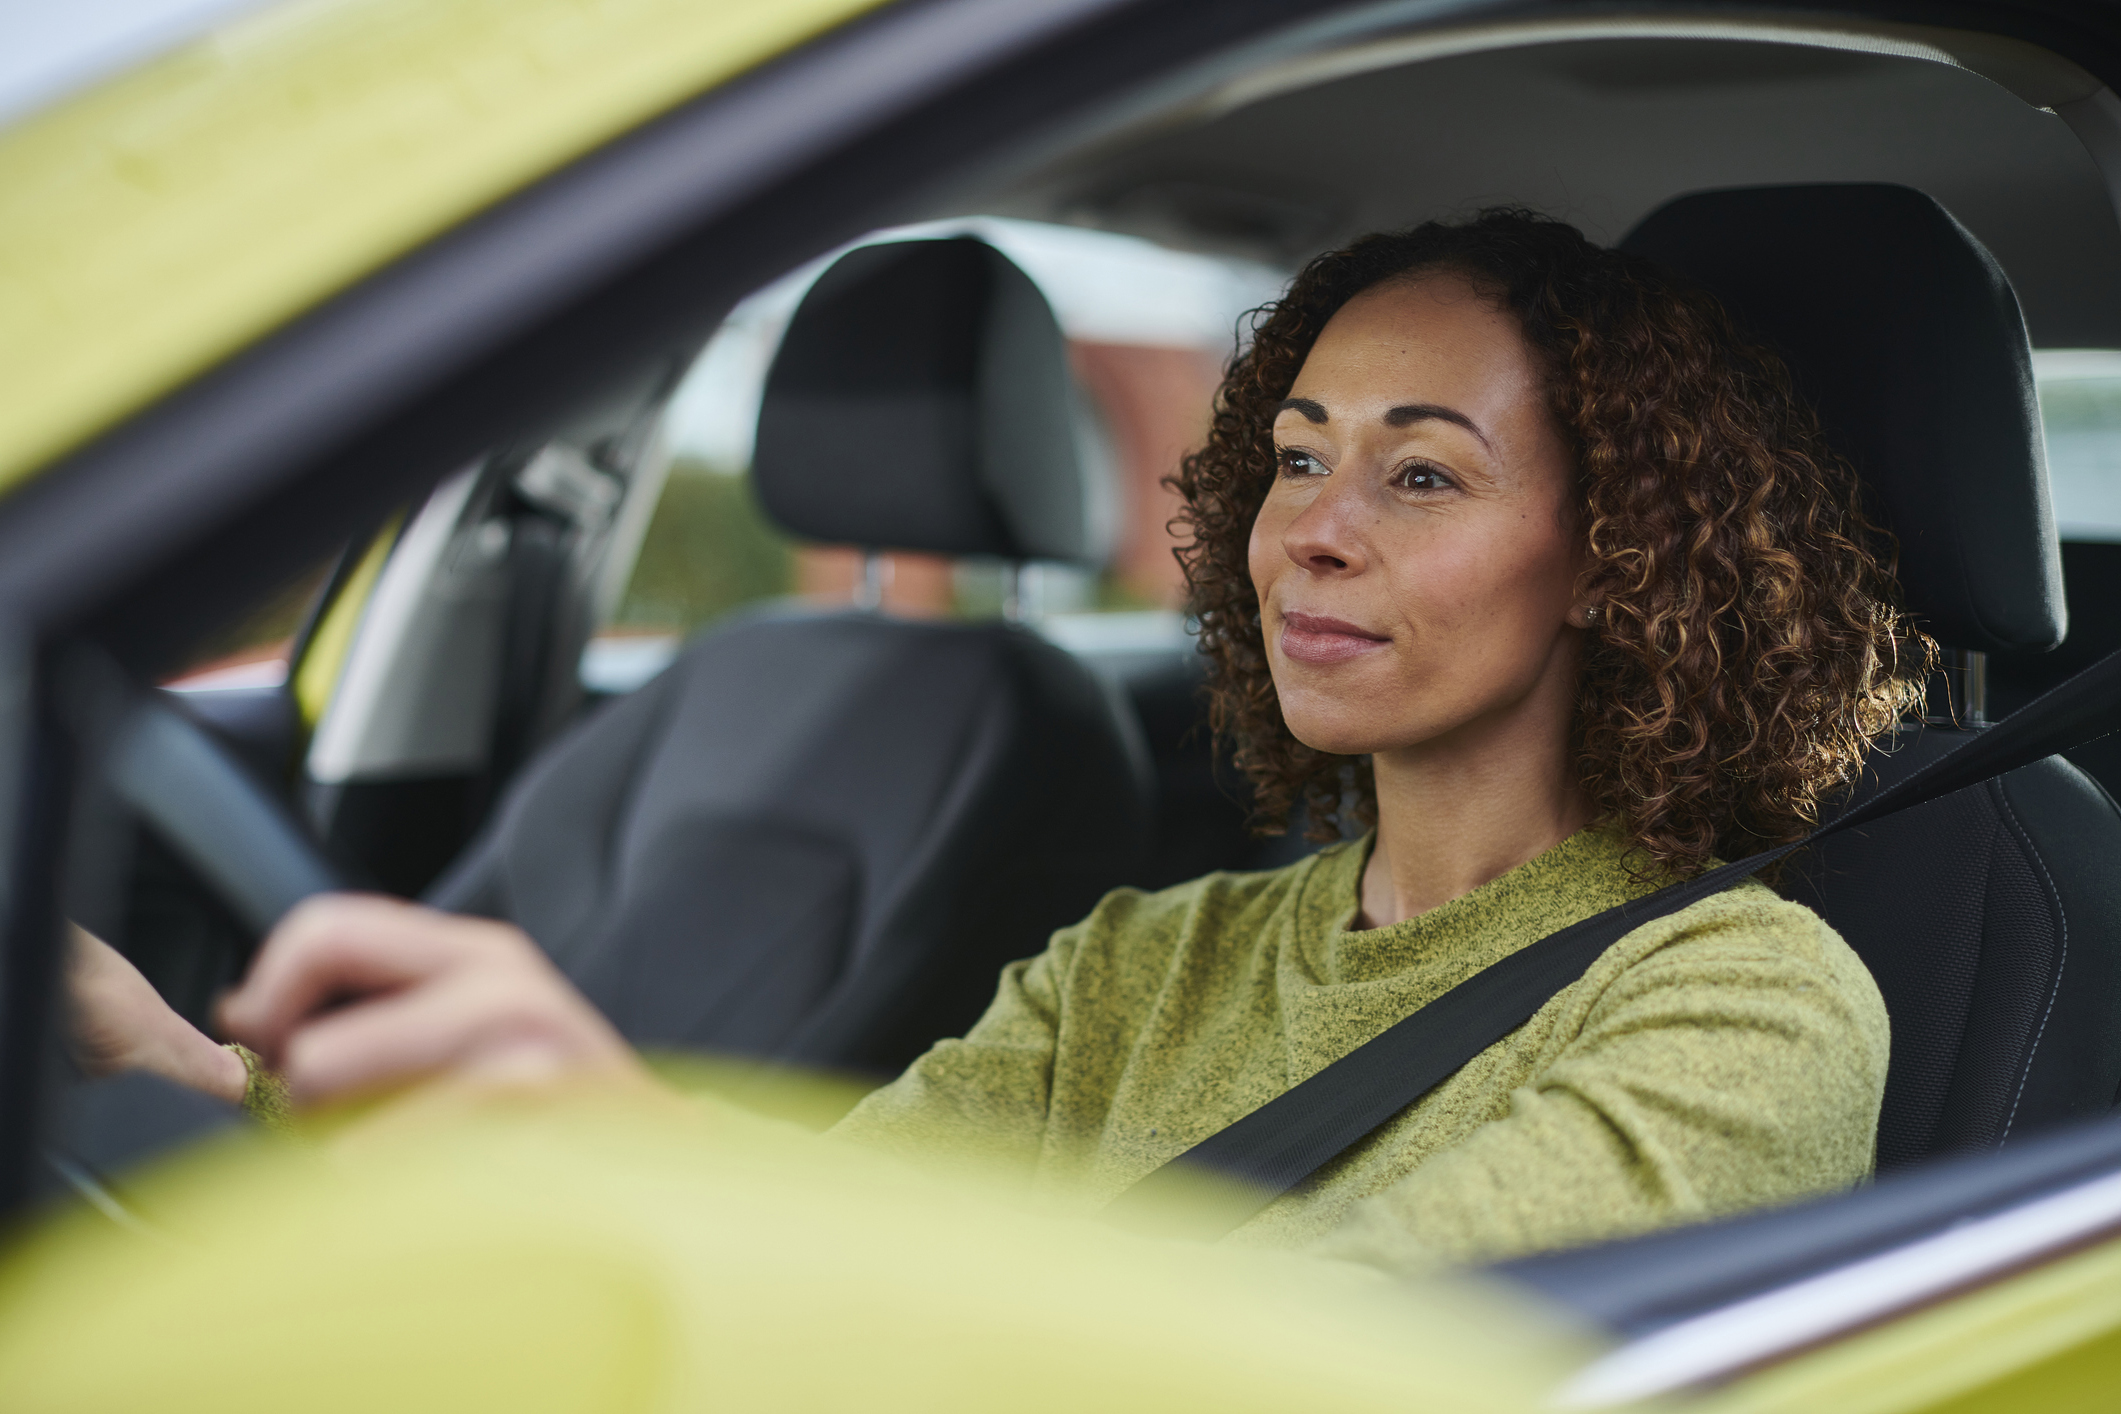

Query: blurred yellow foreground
[0,1083,1580,1414]
[0,1078,2116,1413]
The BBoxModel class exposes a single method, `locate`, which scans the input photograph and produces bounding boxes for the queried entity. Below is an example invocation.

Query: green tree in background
[615,459,794,634]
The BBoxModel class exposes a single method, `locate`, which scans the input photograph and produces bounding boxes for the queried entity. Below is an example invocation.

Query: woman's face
[1249,273,1587,761]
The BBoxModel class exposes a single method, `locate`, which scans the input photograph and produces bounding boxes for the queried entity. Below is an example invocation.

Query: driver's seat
[428,238,1152,1075]
[1624,184,2121,1168]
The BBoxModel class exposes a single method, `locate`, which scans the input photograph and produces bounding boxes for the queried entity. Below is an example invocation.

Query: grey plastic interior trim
[589,423,673,630]
[1172,11,2121,238]
[2057,86,2121,231]
[1191,13,2101,116]
[306,467,500,783]
[309,405,669,784]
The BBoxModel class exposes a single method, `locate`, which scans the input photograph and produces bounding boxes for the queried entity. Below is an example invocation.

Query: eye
[1394,461,1457,492]
[1276,447,1327,479]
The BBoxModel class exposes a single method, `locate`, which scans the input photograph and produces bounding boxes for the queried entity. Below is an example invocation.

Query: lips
[1279,610,1390,666]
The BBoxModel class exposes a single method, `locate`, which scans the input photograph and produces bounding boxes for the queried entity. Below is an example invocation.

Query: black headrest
[1621,184,2064,653]
[753,238,1092,561]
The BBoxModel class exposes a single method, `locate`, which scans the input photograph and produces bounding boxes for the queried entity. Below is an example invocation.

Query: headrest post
[1001,562,1024,624]
[1956,648,1988,727]
[855,551,887,612]
[1923,648,1989,728]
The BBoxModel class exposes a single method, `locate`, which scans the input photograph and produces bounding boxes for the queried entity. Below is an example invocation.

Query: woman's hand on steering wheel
[219,895,655,1109]
[68,926,248,1104]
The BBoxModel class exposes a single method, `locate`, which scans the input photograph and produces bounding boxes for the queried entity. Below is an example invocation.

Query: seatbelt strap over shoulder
[1106,646,2121,1237]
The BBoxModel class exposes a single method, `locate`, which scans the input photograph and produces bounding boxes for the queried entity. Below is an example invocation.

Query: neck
[1356,683,1591,929]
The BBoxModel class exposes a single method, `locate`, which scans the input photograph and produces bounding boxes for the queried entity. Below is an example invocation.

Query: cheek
[1382,515,1576,637]
[1376,528,1491,630]
[1247,501,1286,604]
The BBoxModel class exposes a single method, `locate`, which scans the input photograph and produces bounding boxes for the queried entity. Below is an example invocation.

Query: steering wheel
[34,697,347,1217]
[106,696,346,936]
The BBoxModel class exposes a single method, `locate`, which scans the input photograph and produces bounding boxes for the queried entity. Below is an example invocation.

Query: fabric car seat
[1624,185,2121,1170]
[429,238,1152,1076]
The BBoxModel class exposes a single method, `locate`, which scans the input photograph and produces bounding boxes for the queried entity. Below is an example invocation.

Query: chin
[1277,704,1391,759]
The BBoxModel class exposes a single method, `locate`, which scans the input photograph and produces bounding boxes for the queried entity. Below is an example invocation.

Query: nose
[1281,479,1368,577]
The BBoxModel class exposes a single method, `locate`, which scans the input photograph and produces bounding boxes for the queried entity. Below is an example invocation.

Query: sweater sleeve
[825,934,1073,1181]
[1308,896,1890,1274]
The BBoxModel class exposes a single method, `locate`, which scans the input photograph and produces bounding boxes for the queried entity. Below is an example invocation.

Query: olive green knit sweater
[832,826,1890,1272]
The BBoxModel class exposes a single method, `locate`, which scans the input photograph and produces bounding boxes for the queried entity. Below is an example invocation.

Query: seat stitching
[1994,781,2067,1144]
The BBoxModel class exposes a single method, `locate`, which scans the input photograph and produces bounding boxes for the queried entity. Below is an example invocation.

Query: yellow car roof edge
[0,0,893,496]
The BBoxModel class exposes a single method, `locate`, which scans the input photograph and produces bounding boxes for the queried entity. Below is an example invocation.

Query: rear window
[2036,349,2121,541]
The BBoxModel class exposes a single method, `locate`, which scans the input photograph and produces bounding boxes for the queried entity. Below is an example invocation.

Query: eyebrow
[1384,402,1491,449]
[1274,397,1492,449]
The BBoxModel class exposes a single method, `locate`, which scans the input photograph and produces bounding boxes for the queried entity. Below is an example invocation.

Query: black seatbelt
[1108,645,2121,1237]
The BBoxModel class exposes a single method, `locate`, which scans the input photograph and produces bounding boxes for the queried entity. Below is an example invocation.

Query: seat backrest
[431,238,1152,1074]
[432,610,1148,1072]
[1991,541,2121,800]
[1624,185,2121,1167]
[1777,731,2121,1168]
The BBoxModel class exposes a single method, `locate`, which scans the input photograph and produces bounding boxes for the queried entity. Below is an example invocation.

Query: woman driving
[72,209,1922,1272]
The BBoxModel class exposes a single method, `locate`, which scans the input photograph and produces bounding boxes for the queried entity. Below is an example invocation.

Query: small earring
[1582,605,1601,625]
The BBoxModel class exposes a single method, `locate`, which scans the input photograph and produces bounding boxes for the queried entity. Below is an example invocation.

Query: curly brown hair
[1169,209,1933,878]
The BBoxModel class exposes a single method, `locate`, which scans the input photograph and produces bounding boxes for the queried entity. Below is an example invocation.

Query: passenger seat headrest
[753,238,1093,562]
[1621,183,2064,654]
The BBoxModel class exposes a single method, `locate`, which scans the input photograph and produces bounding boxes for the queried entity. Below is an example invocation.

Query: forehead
[1288,274,1544,409]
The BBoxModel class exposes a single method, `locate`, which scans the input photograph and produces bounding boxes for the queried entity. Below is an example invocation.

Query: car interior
[22,2,2121,1394]
[425,236,1155,1073]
